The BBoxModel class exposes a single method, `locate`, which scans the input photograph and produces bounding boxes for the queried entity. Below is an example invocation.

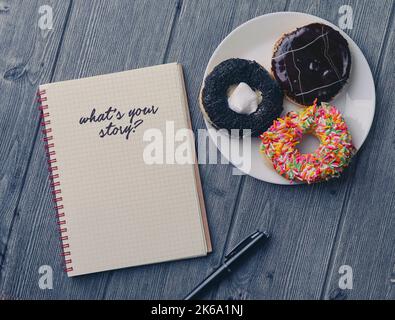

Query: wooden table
[0,0,393,300]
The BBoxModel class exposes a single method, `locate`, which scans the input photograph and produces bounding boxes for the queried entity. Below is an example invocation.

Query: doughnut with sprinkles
[260,100,356,183]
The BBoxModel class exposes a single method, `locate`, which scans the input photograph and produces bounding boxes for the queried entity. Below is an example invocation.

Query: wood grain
[0,0,393,299]
[212,0,394,300]
[322,9,395,300]
[0,0,178,299]
[0,0,71,280]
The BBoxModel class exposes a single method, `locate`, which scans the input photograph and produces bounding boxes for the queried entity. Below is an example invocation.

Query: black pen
[184,230,269,300]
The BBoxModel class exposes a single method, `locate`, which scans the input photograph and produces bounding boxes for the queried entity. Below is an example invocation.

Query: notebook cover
[37,63,211,276]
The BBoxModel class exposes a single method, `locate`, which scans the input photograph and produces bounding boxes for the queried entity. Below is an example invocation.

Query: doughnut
[201,58,283,137]
[260,101,356,183]
[272,23,351,107]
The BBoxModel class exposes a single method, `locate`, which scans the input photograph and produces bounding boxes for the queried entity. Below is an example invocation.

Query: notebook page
[40,63,208,276]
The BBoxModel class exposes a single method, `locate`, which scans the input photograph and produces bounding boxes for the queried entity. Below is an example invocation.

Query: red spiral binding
[37,89,73,274]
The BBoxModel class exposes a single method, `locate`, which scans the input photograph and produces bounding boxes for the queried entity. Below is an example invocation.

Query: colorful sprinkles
[259,100,356,184]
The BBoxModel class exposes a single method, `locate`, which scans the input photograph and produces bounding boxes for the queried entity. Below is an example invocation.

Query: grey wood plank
[212,0,394,300]
[103,0,287,299]
[0,0,71,282]
[322,13,395,300]
[0,0,178,299]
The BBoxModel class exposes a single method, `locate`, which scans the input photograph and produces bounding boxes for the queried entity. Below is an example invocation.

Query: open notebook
[37,63,211,277]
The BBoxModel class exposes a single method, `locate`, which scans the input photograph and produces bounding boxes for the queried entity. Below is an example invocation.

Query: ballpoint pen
[184,230,270,300]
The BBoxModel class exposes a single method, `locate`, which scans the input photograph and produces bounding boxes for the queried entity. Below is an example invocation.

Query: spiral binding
[37,89,73,274]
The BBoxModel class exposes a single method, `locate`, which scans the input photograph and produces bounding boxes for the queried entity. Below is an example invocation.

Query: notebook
[37,63,211,277]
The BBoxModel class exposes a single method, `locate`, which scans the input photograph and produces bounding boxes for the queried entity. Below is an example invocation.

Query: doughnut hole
[226,84,263,104]
[296,133,320,154]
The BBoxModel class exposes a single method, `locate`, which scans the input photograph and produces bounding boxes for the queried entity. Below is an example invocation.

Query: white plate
[202,12,375,185]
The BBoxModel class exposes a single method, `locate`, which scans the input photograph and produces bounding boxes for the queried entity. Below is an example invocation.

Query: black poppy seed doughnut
[272,23,352,107]
[201,58,283,137]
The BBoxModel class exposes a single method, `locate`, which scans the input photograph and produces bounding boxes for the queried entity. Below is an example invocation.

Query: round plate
[202,12,375,185]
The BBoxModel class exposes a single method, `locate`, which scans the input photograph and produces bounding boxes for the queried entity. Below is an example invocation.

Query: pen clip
[224,230,267,261]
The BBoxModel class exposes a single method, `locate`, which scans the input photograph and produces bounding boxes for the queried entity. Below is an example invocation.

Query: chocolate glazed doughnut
[272,23,352,107]
[201,58,283,137]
